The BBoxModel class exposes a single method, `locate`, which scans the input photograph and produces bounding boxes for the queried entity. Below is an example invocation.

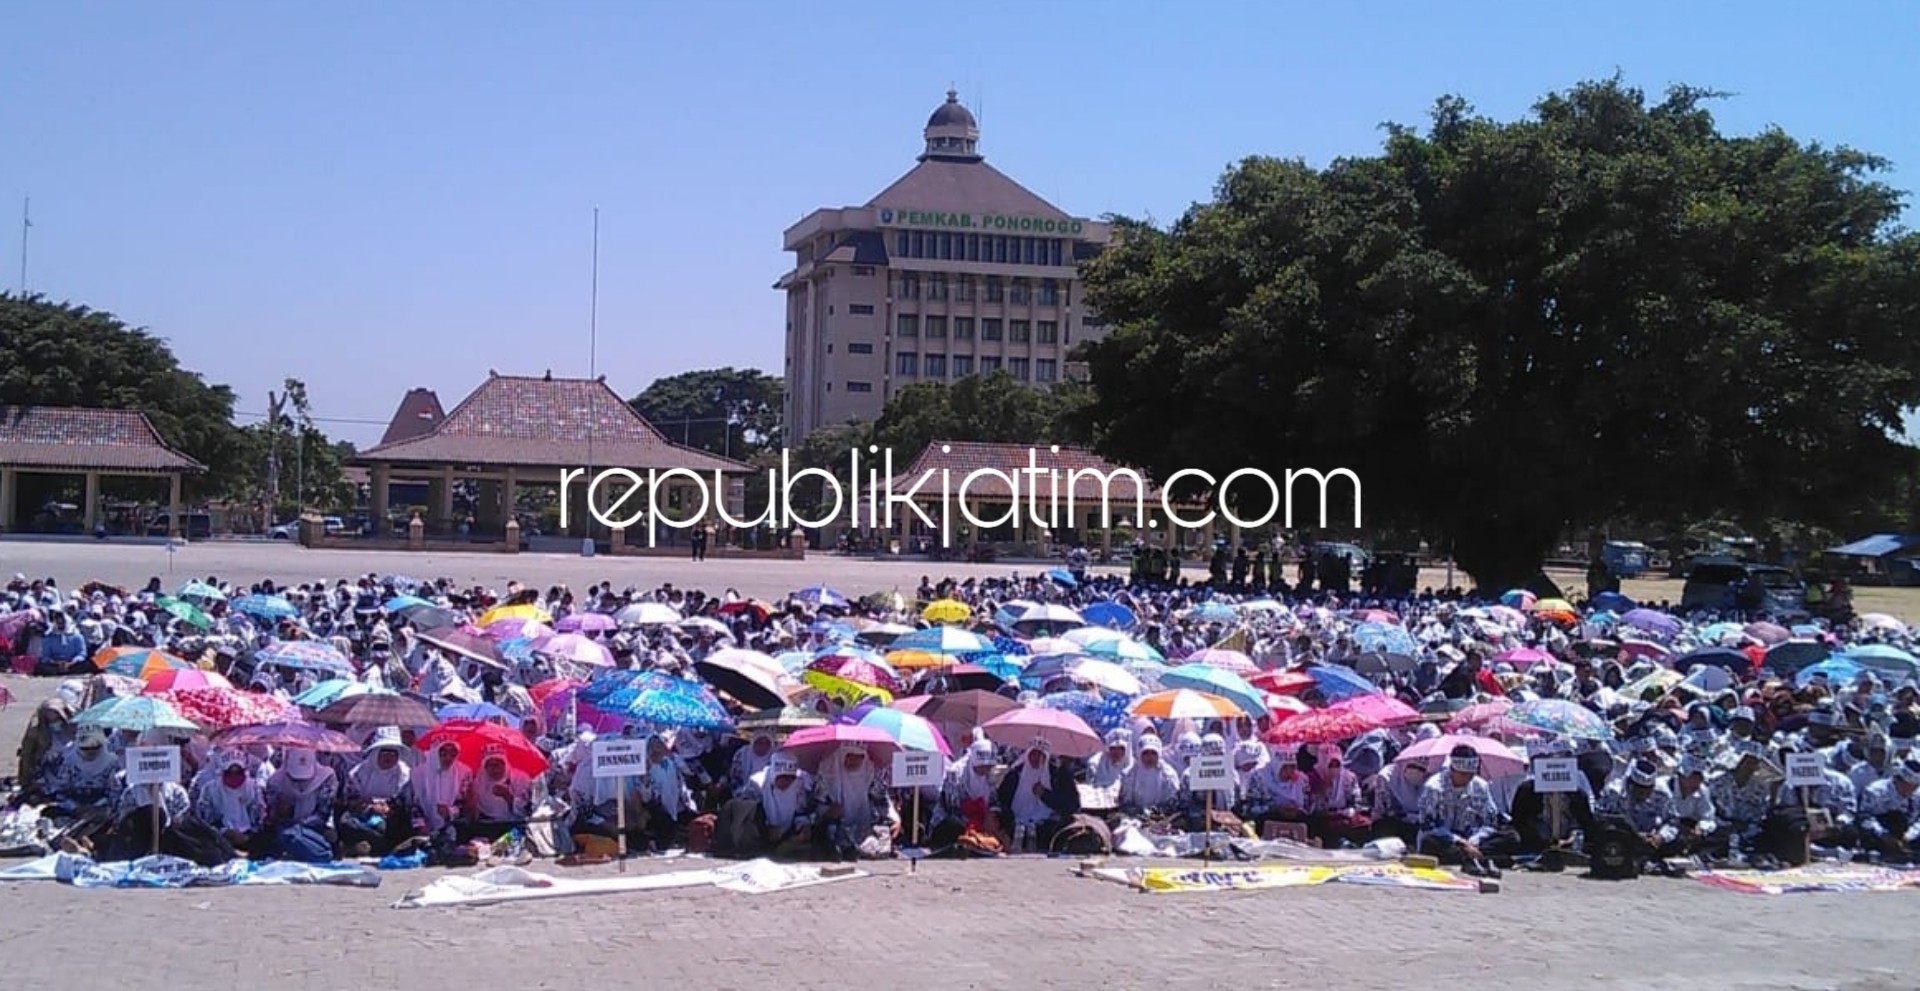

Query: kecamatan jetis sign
[877,207,1086,235]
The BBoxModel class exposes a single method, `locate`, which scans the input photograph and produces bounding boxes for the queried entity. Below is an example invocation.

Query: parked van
[1601,541,1652,578]
[1679,557,1806,618]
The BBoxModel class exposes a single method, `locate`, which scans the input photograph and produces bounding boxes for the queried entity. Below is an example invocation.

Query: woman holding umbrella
[996,737,1080,852]
[814,743,899,860]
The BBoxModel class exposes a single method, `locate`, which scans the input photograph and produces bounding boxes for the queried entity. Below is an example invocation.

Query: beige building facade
[776,90,1111,443]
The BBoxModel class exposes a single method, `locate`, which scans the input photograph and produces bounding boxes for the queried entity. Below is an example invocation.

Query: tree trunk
[1447,514,1561,595]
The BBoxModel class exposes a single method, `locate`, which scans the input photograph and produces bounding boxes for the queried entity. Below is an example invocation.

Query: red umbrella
[1249,669,1316,694]
[213,720,361,753]
[1444,699,1514,733]
[162,688,296,730]
[779,723,900,771]
[1326,694,1421,727]
[1263,708,1379,744]
[415,719,549,776]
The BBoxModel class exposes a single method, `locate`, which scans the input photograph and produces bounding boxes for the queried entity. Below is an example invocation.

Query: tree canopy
[629,367,783,460]
[1076,79,1920,589]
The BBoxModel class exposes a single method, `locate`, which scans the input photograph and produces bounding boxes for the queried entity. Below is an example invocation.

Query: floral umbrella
[556,612,619,634]
[1444,699,1514,733]
[162,687,297,730]
[1500,698,1613,741]
[604,676,733,731]
[805,654,903,695]
[254,640,354,676]
[1184,648,1257,673]
[213,720,360,753]
[1261,708,1378,745]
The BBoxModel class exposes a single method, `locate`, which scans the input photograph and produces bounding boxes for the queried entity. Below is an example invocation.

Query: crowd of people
[5,564,1920,883]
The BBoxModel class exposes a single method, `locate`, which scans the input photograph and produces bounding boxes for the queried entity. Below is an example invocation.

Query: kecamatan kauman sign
[877,207,1086,235]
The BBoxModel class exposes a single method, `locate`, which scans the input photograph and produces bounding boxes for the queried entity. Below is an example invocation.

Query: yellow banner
[1133,863,1477,893]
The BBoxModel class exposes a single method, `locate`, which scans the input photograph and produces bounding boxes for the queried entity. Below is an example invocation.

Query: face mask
[222,770,247,787]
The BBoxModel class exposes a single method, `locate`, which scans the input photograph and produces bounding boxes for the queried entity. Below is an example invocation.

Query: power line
[233,410,393,426]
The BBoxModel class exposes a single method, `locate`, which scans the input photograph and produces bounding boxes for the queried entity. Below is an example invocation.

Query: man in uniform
[1858,759,1920,862]
[1416,744,1505,878]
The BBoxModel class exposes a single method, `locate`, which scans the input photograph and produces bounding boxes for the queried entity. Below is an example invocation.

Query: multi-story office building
[776,90,1111,442]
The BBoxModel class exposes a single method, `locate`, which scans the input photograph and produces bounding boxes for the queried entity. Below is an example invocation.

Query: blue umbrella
[1038,690,1132,733]
[255,640,353,675]
[1159,663,1266,719]
[230,594,299,621]
[293,679,371,709]
[892,626,993,655]
[1018,652,1083,690]
[1352,622,1417,655]
[1795,657,1863,688]
[1185,601,1236,623]
[988,634,1028,656]
[966,653,1024,683]
[1081,601,1136,629]
[1589,591,1637,613]
[1841,644,1920,681]
[612,676,733,731]
[1305,665,1379,701]
[792,586,850,610]
[773,650,814,675]
[385,594,435,612]
[438,701,515,722]
[1046,568,1078,587]
[578,670,678,706]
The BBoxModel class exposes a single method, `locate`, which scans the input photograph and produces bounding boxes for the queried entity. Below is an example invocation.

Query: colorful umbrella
[316,691,436,728]
[1326,693,1422,727]
[477,603,551,627]
[1082,636,1164,663]
[1262,708,1378,744]
[805,654,902,695]
[75,695,198,733]
[1158,664,1266,719]
[555,612,619,634]
[892,690,1020,746]
[857,707,952,757]
[292,678,371,709]
[155,595,213,629]
[921,599,972,624]
[254,640,353,675]
[1501,698,1612,741]
[94,646,191,679]
[1444,699,1514,733]
[1035,690,1136,735]
[695,648,790,710]
[609,676,733,731]
[780,723,898,770]
[1499,589,1537,610]
[1394,734,1527,777]
[140,668,234,694]
[980,706,1101,759]
[891,625,993,655]
[1128,688,1242,721]
[530,632,615,668]
[162,687,296,730]
[229,594,299,621]
[213,720,361,753]
[791,585,851,610]
[1184,648,1257,673]
[415,719,549,776]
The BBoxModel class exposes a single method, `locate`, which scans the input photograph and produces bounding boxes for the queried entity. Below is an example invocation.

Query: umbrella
[1045,567,1078,587]
[1499,589,1537,609]
[1081,601,1136,629]
[1250,669,1316,694]
[1531,598,1578,623]
[780,723,899,770]
[75,695,198,733]
[1743,621,1792,646]
[94,646,191,679]
[791,585,851,610]
[1795,656,1864,688]
[921,599,972,624]
[139,668,233,694]
[1763,639,1830,675]
[477,603,551,627]
[892,690,1020,743]
[1184,601,1237,624]
[177,580,226,602]
[717,600,775,623]
[316,692,436,728]
[1023,636,1085,657]
[857,707,952,756]
[1590,591,1637,613]
[886,648,957,672]
[1063,626,1126,648]
[229,594,299,621]
[1009,604,1086,636]
[1158,664,1266,719]
[384,594,434,612]
[1303,665,1379,701]
[1859,613,1908,634]
[529,677,587,725]
[735,705,830,737]
[437,701,516,722]
[212,720,361,753]
[392,601,461,630]
[1394,734,1526,778]
[292,679,373,709]
[416,628,506,668]
[1184,648,1257,673]
[695,648,791,710]
[980,707,1101,759]
[805,654,902,695]
[1486,605,1529,628]
[578,670,678,706]
[1618,639,1672,661]
[416,719,550,776]
[1036,690,1136,734]
[484,617,554,641]
[531,633,615,668]
[1351,651,1418,678]
[1699,622,1749,645]
[555,612,619,634]
[1064,657,1144,695]
[854,620,916,647]
[612,676,733,731]
[1263,708,1378,744]
[1349,608,1401,625]
[1502,699,1613,741]
[1327,693,1422,727]
[1674,646,1753,675]
[917,662,1013,693]
[1083,637,1164,663]
[163,687,296,730]
[154,595,213,629]
[891,626,993,655]
[614,601,684,626]
[1842,644,1920,681]
[1444,699,1514,733]
[1493,647,1556,667]
[1128,688,1242,721]
[1620,609,1681,637]
[1352,623,1417,655]
[254,640,353,675]
[1620,667,1683,701]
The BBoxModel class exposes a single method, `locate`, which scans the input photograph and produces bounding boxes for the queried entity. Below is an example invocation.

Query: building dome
[920,89,982,162]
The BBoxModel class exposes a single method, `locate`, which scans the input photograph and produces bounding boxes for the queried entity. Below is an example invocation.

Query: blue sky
[4,2,1915,446]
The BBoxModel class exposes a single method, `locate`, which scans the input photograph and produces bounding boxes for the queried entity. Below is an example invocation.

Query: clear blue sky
[5,2,1914,446]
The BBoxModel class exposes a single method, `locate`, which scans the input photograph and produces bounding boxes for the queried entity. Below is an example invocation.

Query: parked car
[146,512,213,539]
[268,520,300,539]
[1679,557,1807,618]
[1601,540,1652,579]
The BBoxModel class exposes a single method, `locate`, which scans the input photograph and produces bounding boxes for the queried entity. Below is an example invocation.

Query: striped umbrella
[857,707,952,756]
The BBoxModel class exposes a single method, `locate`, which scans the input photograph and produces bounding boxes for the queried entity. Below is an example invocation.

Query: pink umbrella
[1444,699,1514,733]
[531,633,615,667]
[780,723,900,770]
[484,618,554,641]
[1486,605,1527,628]
[1349,608,1400,625]
[981,707,1102,759]
[1185,648,1257,673]
[1393,734,1526,778]
[1265,693,1311,719]
[1618,639,1672,661]
[1327,693,1421,727]
[556,612,618,634]
[1493,647,1555,667]
[140,668,235,694]
[573,702,631,734]
[163,688,297,730]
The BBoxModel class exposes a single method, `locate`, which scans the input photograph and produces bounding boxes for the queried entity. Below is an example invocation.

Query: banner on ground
[1697,866,1920,895]
[1115,862,1479,894]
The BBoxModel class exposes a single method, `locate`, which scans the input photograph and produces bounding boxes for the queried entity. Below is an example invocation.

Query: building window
[910,231,925,258]
[1022,238,1036,265]
[849,303,875,315]
[896,352,918,376]
[1010,279,1031,305]
[967,235,981,262]
[1037,320,1058,344]
[895,233,909,257]
[925,315,947,338]
[940,234,956,260]
[897,274,919,300]
[981,318,1003,341]
[924,354,947,378]
[1009,320,1031,343]
[980,356,1002,373]
[852,265,875,276]
[952,355,974,376]
[928,274,948,301]
[847,342,874,355]
[1036,359,1058,382]
[994,237,1008,263]
[896,314,918,337]
[953,317,974,340]
[985,276,1004,302]
[1010,357,1031,381]
[957,275,975,301]
[847,381,873,393]
[1049,240,1063,266]
[1039,279,1060,306]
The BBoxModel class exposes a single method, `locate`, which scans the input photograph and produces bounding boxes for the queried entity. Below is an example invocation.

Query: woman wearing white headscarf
[745,753,814,858]
[639,735,695,852]
[1087,728,1133,793]
[995,738,1080,852]
[1120,734,1181,816]
[815,743,897,859]
[264,747,340,860]
[730,732,778,790]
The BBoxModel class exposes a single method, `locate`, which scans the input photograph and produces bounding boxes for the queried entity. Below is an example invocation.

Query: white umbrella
[615,602,683,626]
[1065,657,1143,695]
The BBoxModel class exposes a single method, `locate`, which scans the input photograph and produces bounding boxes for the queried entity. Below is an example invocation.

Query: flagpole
[583,206,599,557]
[18,198,29,294]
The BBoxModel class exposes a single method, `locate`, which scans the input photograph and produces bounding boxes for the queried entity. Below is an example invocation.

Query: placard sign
[1187,753,1234,790]
[126,746,182,787]
[891,750,946,788]
[591,738,649,779]
[1531,756,1581,794]
[1784,753,1827,789]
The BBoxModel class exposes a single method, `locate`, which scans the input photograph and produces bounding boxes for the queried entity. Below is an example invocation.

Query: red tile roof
[889,440,1161,505]
[0,406,205,473]
[379,388,445,446]
[356,374,751,473]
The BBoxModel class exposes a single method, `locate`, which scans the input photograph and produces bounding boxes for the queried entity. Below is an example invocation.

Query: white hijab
[1009,743,1054,826]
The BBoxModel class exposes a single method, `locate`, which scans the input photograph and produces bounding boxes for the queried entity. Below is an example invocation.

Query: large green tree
[1077,80,1920,589]
[629,367,783,460]
[868,370,1087,458]
[0,293,249,496]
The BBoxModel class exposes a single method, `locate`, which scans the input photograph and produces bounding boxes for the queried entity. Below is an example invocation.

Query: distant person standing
[690,524,709,562]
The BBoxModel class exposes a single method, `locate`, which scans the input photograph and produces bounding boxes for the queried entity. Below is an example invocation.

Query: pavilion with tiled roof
[353,372,752,540]
[0,406,205,536]
[885,440,1193,556]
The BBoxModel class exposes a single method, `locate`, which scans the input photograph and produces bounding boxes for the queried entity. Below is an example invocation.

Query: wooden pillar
[83,471,101,533]
[168,474,183,538]
[370,464,391,531]
[0,466,15,532]
[502,467,518,526]
[437,465,455,525]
